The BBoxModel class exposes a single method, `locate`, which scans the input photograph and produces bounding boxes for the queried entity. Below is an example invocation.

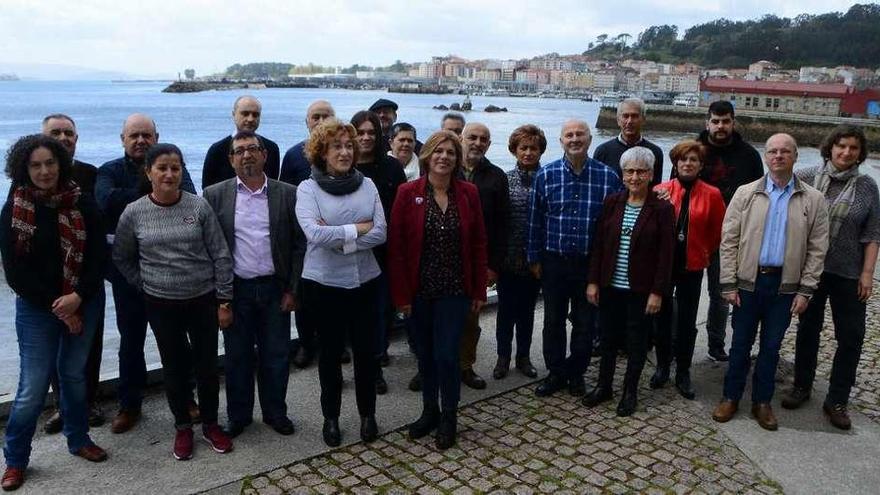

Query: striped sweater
[113,192,233,301]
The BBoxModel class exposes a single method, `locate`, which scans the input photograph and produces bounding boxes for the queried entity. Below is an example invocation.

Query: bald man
[96,113,197,433]
[712,133,828,431]
[279,100,334,186]
[202,95,280,188]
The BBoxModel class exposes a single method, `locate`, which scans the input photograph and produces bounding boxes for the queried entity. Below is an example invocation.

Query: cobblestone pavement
[242,375,782,495]
[778,289,880,424]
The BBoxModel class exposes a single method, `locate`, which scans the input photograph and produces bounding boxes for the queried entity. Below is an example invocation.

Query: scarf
[12,182,86,295]
[311,166,364,196]
[813,161,860,244]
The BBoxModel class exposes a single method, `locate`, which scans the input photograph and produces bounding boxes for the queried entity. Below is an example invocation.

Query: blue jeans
[412,296,470,412]
[540,253,595,380]
[109,264,148,412]
[495,272,541,359]
[4,296,101,468]
[705,252,730,352]
[223,277,291,424]
[723,273,794,403]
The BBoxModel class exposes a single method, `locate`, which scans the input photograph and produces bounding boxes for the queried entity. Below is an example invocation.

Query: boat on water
[673,93,699,107]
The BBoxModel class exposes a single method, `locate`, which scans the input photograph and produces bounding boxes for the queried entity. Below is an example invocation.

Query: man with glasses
[202,95,280,189]
[203,130,305,438]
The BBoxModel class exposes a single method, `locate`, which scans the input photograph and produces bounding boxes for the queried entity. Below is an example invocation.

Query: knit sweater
[113,192,233,300]
[502,166,537,276]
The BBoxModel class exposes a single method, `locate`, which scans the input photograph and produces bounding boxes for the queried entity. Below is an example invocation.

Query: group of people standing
[0,94,877,491]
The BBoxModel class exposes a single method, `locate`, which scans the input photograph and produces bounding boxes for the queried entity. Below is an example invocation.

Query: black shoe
[378,352,390,367]
[292,346,313,369]
[44,410,63,434]
[493,357,510,380]
[340,348,352,364]
[582,387,613,408]
[408,405,440,439]
[223,420,250,438]
[674,371,696,400]
[264,416,295,436]
[461,369,487,390]
[322,419,341,447]
[515,357,538,378]
[408,372,422,392]
[616,388,638,417]
[707,348,729,362]
[650,366,670,389]
[568,377,587,397]
[375,371,388,395]
[88,404,105,427]
[435,411,457,450]
[781,386,811,410]
[535,375,566,397]
[360,416,378,443]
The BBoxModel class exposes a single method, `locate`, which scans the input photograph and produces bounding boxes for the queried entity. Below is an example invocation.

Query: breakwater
[596,106,880,153]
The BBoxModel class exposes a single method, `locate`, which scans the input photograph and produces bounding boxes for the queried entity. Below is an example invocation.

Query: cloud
[0,0,866,75]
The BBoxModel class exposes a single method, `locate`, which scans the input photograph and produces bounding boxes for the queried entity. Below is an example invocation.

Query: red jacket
[654,179,726,271]
[588,191,675,295]
[389,177,488,307]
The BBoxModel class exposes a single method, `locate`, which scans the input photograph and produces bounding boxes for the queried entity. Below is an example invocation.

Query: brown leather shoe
[712,399,738,423]
[823,402,852,430]
[74,444,108,463]
[111,409,141,434]
[751,403,778,431]
[1,467,24,491]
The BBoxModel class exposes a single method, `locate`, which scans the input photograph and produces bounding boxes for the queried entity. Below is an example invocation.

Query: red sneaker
[173,428,194,461]
[202,424,233,454]
[1,467,24,491]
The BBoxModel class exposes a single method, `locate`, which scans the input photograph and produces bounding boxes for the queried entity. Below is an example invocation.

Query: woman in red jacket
[583,147,675,417]
[651,140,726,399]
[389,130,488,450]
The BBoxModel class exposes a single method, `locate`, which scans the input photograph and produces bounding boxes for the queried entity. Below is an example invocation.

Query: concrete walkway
[5,276,880,494]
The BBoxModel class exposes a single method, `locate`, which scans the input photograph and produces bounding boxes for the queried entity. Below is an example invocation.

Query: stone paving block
[256,485,282,495]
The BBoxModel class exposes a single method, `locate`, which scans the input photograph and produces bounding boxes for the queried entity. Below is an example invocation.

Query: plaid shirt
[527,156,623,263]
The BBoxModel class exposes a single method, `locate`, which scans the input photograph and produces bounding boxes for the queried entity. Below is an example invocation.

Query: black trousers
[655,269,704,374]
[596,288,652,390]
[303,278,378,419]
[793,272,867,405]
[145,293,219,428]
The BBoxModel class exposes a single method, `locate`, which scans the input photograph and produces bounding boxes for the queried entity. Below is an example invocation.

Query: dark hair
[707,100,735,118]
[350,110,385,164]
[42,113,76,127]
[390,122,417,141]
[418,130,463,174]
[669,139,706,165]
[305,118,359,172]
[508,124,547,155]
[145,143,185,169]
[229,130,261,154]
[820,124,867,165]
[442,112,465,126]
[4,134,73,188]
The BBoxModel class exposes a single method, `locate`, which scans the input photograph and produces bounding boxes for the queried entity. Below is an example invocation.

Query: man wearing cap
[369,98,422,154]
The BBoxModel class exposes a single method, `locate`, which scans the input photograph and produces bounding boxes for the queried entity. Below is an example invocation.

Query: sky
[0,0,867,77]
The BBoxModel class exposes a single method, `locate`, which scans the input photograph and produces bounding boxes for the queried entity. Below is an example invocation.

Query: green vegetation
[583,3,880,68]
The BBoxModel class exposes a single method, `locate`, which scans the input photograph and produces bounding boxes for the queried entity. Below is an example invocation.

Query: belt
[758,266,782,274]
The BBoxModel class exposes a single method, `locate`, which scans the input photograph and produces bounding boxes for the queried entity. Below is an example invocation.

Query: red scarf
[11,182,86,295]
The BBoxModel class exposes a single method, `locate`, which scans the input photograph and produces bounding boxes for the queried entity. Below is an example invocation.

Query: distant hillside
[584,3,880,68]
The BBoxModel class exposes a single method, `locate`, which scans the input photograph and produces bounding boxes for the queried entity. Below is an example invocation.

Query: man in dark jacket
[95,113,197,434]
[593,98,664,186]
[691,100,764,362]
[458,123,510,389]
[202,95,280,189]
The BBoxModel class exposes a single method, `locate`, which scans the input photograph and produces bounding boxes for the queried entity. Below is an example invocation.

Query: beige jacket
[720,174,829,297]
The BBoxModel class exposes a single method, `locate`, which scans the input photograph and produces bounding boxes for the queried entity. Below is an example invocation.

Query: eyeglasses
[230,145,263,156]
[622,168,651,177]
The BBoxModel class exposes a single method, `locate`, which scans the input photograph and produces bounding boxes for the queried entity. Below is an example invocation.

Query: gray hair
[617,98,646,118]
[620,146,655,171]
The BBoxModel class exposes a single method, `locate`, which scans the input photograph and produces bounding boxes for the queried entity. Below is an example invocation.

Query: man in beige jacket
[711,133,829,431]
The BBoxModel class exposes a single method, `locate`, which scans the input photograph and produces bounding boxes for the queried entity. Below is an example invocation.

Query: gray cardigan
[202,177,306,294]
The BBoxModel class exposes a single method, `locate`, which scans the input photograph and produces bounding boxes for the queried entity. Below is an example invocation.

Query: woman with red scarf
[0,135,108,490]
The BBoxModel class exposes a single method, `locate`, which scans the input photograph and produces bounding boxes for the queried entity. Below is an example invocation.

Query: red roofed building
[699,78,880,118]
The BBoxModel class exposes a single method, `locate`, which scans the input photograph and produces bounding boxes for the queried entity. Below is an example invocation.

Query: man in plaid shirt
[527,119,623,398]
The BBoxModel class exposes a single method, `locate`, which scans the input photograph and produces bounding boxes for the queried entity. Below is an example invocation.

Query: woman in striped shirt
[583,147,675,417]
